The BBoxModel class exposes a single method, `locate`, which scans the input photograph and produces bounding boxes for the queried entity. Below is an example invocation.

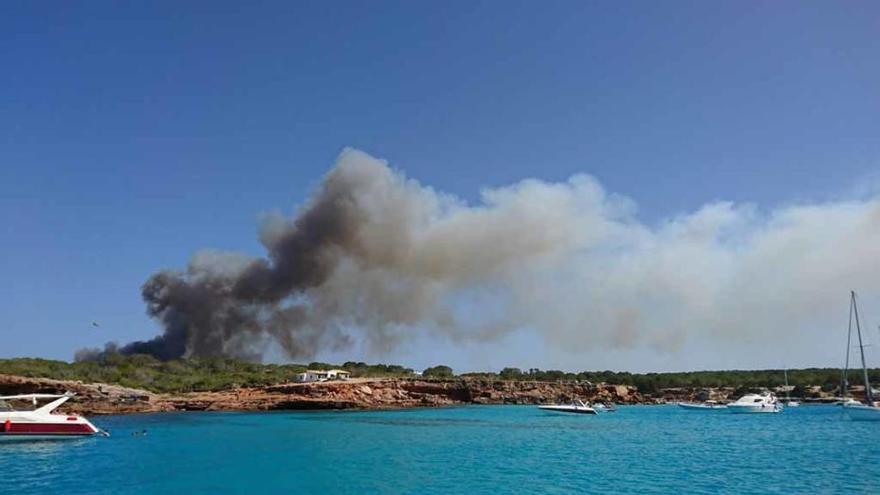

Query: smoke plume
[96,148,880,363]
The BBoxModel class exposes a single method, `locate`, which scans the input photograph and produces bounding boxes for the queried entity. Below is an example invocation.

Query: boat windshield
[0,400,12,412]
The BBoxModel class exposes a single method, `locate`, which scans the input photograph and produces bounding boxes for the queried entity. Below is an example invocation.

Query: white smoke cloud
[298,149,880,368]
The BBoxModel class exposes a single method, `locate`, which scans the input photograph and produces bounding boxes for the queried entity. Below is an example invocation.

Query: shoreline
[0,373,848,415]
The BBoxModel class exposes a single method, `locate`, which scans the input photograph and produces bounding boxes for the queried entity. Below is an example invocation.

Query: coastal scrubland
[0,355,875,395]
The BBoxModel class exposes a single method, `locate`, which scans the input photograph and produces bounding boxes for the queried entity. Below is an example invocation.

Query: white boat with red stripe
[0,393,106,440]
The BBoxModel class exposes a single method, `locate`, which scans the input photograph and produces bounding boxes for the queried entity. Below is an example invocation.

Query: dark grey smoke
[108,153,371,361]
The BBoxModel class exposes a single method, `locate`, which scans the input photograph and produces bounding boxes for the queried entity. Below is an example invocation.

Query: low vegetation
[0,355,414,393]
[422,365,454,378]
[1,355,876,395]
[476,367,880,394]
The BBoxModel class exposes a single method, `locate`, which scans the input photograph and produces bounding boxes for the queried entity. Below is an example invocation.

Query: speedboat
[783,400,800,408]
[727,392,782,414]
[538,399,597,415]
[0,393,105,440]
[836,398,862,407]
[678,400,727,410]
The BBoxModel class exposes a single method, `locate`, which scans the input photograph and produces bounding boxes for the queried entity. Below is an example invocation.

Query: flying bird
[91,321,100,328]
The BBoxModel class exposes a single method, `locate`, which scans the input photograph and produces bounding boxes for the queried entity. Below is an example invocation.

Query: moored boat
[0,393,105,440]
[843,402,880,421]
[678,400,727,410]
[538,399,597,415]
[841,291,880,421]
[727,392,781,414]
[592,402,617,413]
[782,369,800,408]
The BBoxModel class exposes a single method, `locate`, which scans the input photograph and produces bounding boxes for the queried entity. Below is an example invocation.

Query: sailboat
[783,369,799,407]
[842,291,880,421]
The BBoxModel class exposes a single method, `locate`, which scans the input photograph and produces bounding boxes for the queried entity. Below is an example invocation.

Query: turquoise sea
[2,405,878,494]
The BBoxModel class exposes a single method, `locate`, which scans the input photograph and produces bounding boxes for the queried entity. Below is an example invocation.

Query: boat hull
[538,406,598,415]
[728,404,781,414]
[678,402,727,410]
[843,404,880,421]
[0,432,98,441]
[1,416,101,440]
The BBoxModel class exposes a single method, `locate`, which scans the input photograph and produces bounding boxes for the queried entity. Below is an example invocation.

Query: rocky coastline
[0,373,649,414]
[1,373,847,415]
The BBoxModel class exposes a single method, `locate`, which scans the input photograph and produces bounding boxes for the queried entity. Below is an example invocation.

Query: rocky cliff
[0,374,644,414]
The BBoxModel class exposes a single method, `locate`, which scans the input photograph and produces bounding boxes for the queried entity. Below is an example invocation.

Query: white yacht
[727,392,782,414]
[538,399,597,415]
[0,393,105,440]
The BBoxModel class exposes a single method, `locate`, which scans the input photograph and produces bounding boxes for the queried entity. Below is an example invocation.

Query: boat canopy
[0,393,72,400]
[0,393,74,414]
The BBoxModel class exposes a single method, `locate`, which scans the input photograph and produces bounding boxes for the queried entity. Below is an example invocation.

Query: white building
[295,369,352,383]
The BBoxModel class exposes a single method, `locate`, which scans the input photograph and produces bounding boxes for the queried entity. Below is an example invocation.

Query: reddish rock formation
[0,374,644,414]
[0,373,163,414]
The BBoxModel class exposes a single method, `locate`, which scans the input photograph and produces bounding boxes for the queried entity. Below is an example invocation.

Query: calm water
[2,405,878,494]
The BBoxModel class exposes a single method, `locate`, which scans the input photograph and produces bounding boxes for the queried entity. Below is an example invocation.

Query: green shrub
[423,365,454,378]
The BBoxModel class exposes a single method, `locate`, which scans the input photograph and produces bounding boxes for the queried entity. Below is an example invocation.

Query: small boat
[727,392,782,414]
[841,291,880,421]
[592,402,617,413]
[538,399,597,415]
[678,400,727,410]
[843,402,880,421]
[835,398,862,407]
[0,393,105,440]
[781,370,800,408]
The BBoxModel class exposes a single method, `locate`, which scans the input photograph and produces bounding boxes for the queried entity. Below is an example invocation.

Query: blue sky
[2,1,878,370]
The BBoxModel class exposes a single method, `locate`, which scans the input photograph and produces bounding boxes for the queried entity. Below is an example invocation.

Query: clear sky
[2,1,879,371]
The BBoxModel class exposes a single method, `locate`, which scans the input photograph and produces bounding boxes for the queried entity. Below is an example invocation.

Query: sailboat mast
[784,369,790,400]
[852,291,873,406]
[843,294,854,401]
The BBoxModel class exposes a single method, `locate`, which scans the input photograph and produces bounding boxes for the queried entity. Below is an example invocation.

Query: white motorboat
[592,402,617,413]
[538,399,597,415]
[836,398,862,407]
[0,393,105,440]
[678,400,727,410]
[727,392,782,414]
[783,401,800,408]
[841,291,880,421]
